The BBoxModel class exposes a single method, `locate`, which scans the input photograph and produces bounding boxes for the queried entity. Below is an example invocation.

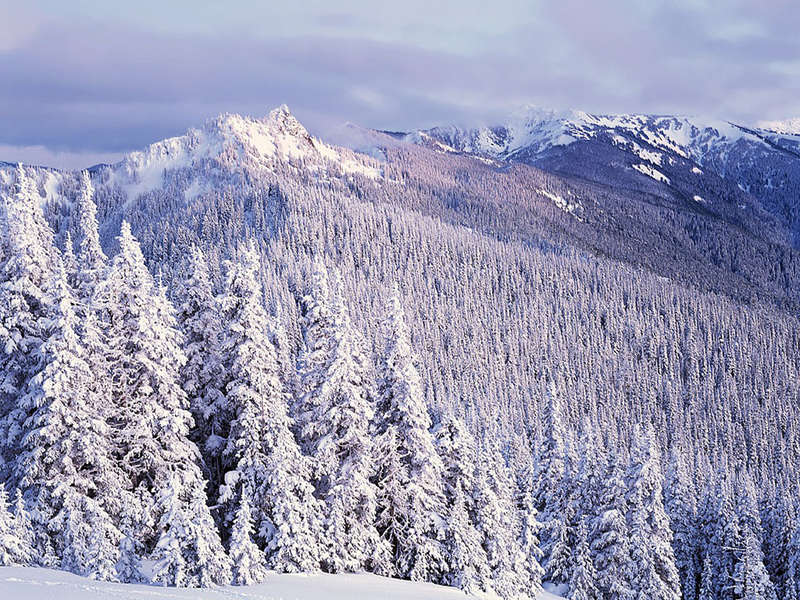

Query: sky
[2,0,799,168]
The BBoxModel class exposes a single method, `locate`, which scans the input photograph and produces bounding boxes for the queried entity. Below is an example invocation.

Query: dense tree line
[2,106,800,600]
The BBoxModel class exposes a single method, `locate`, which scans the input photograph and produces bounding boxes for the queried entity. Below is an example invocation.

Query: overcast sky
[2,0,799,168]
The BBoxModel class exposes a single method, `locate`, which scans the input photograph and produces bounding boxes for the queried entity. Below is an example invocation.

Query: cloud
[1,0,799,167]
[0,144,122,171]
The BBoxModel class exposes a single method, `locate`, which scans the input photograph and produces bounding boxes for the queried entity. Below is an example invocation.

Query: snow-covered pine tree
[151,473,232,587]
[13,262,120,579]
[93,222,229,585]
[665,443,699,600]
[625,424,681,600]
[374,288,447,583]
[706,477,741,600]
[217,243,322,573]
[731,529,777,600]
[0,485,26,566]
[228,484,268,585]
[698,554,715,600]
[473,438,525,597]
[62,232,78,289]
[516,487,545,598]
[296,265,385,573]
[11,489,33,566]
[569,518,600,600]
[591,452,634,600]
[0,165,58,475]
[534,380,572,587]
[174,246,226,481]
[116,512,143,583]
[74,170,107,302]
[433,416,492,594]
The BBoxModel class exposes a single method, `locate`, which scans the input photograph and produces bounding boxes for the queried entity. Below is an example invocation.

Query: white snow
[756,117,800,135]
[537,188,581,216]
[0,567,564,600]
[632,163,670,184]
[107,106,381,208]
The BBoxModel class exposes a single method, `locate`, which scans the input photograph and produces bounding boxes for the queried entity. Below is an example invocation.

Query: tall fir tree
[0,165,58,475]
[296,265,386,572]
[591,452,634,600]
[434,416,492,594]
[13,263,120,579]
[569,518,600,600]
[174,246,226,481]
[374,288,447,582]
[217,243,322,573]
[625,425,681,600]
[0,485,27,566]
[93,222,229,585]
[665,443,699,600]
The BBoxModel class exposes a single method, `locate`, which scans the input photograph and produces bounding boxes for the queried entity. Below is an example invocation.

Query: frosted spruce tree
[731,529,777,600]
[93,222,229,586]
[174,246,227,481]
[74,170,107,302]
[625,425,681,600]
[0,485,27,566]
[374,288,447,582]
[296,264,386,572]
[0,165,58,474]
[664,443,699,600]
[590,452,634,600]
[517,487,545,598]
[535,380,572,588]
[151,473,232,587]
[473,439,525,597]
[433,416,492,594]
[13,263,120,579]
[569,518,600,600]
[228,485,268,585]
[217,243,322,573]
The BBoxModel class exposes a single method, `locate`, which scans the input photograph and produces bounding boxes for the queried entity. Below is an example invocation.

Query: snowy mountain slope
[0,568,565,600]
[3,105,800,309]
[409,106,800,245]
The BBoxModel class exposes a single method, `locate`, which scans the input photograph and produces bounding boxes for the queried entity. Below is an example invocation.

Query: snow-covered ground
[0,567,565,600]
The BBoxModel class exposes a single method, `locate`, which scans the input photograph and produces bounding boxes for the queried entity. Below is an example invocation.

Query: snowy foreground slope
[0,567,564,600]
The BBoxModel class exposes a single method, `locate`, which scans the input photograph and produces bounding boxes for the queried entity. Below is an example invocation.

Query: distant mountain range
[403,107,800,246]
[3,104,800,310]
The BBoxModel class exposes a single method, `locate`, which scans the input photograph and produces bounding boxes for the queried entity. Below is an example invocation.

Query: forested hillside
[1,107,799,600]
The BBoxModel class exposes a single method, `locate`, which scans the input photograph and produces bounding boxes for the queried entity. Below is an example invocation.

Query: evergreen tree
[665,443,699,600]
[0,485,26,566]
[0,165,58,474]
[93,222,229,584]
[374,288,447,582]
[13,263,120,578]
[174,246,226,480]
[591,453,634,600]
[11,490,34,566]
[297,265,385,573]
[731,530,777,600]
[699,554,715,600]
[569,518,600,600]
[228,485,268,586]
[434,416,492,593]
[473,439,524,597]
[151,474,232,587]
[74,170,107,302]
[517,488,545,598]
[217,243,322,573]
[626,425,681,600]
